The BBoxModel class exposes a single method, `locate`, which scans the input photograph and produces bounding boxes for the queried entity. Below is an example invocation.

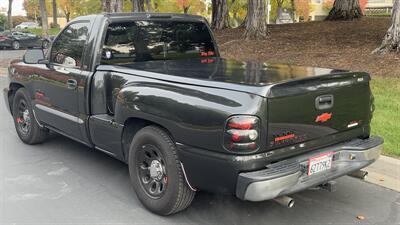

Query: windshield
[101,20,216,65]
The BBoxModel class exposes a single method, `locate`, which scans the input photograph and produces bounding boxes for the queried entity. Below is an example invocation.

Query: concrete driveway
[0,77,399,225]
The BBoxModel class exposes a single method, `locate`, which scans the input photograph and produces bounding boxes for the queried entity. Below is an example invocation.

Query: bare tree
[373,0,400,53]
[102,0,111,12]
[52,0,58,27]
[39,0,48,37]
[276,0,284,20]
[7,0,13,29]
[145,0,152,12]
[133,0,145,12]
[245,0,268,40]
[326,0,362,20]
[102,0,123,12]
[211,0,230,30]
[183,5,190,14]
[290,0,295,21]
[117,0,124,12]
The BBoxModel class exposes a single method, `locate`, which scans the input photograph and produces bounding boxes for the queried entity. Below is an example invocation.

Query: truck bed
[97,58,355,97]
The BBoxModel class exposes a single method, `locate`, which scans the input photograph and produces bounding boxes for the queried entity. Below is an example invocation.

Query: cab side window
[50,22,90,67]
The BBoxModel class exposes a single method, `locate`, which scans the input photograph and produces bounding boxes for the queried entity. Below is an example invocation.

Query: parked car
[3,13,383,215]
[15,22,40,29]
[276,10,294,24]
[0,31,50,50]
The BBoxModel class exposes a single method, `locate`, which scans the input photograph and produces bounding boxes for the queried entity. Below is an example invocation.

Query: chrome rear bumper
[236,136,383,201]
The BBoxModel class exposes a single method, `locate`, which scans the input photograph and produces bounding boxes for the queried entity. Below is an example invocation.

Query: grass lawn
[26,27,61,36]
[371,76,400,157]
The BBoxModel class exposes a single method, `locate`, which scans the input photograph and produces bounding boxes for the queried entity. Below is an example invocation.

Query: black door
[33,22,91,141]
[24,33,42,48]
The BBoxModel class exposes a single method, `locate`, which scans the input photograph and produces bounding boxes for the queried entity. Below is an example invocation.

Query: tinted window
[101,21,216,65]
[50,22,89,67]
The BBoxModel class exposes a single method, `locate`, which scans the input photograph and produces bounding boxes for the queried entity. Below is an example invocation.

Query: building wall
[305,0,394,21]
[310,0,328,21]
[366,0,393,8]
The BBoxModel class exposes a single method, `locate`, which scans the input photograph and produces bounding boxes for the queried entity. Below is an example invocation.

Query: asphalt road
[0,50,25,60]
[0,48,26,68]
[0,78,399,225]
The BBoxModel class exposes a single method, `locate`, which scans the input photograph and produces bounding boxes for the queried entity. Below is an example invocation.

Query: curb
[365,155,400,192]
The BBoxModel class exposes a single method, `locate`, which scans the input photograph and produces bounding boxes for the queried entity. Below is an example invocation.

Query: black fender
[112,76,266,153]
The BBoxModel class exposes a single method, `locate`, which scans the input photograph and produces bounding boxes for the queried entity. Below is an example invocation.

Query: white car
[15,22,40,29]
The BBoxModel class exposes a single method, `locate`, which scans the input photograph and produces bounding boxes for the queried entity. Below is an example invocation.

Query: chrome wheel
[12,41,20,50]
[16,99,31,136]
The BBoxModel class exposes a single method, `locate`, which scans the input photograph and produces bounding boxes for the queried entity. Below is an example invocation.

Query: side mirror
[23,49,45,64]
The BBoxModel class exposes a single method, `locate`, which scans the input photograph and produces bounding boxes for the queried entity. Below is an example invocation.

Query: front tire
[128,126,195,215]
[42,40,50,49]
[12,41,20,50]
[12,88,48,144]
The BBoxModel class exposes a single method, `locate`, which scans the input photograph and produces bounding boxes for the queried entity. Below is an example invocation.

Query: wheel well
[7,83,24,114]
[121,117,174,161]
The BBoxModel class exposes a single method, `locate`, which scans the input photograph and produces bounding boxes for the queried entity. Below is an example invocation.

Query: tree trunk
[145,0,152,12]
[102,0,111,12]
[211,0,230,30]
[52,0,58,27]
[133,0,145,12]
[373,0,400,53]
[290,0,295,21]
[326,0,362,20]
[183,6,190,14]
[103,0,123,13]
[7,0,12,29]
[116,0,123,12]
[66,12,70,22]
[39,0,48,37]
[277,0,283,19]
[245,0,268,40]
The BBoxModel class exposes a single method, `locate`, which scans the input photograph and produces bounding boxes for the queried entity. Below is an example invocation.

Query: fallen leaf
[357,215,366,220]
[379,178,385,182]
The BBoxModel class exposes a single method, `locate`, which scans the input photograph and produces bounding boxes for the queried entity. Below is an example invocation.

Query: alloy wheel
[136,144,168,199]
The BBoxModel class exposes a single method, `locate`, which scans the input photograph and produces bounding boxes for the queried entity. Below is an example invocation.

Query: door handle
[315,95,334,110]
[67,79,77,90]
[54,66,70,74]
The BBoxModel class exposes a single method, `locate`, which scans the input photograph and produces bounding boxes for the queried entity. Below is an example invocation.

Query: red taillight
[228,121,253,130]
[231,132,241,142]
[0,36,8,41]
[224,116,260,152]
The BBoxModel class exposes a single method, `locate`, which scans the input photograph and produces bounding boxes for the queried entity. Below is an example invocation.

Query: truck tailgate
[266,72,373,151]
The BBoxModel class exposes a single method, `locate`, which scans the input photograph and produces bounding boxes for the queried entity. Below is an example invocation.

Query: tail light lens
[224,116,260,152]
[0,36,8,41]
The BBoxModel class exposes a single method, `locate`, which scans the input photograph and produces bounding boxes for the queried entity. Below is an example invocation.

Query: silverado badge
[315,113,332,123]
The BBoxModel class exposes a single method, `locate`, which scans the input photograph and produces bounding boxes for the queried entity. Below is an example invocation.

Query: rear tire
[128,126,195,215]
[12,41,20,50]
[42,40,50,49]
[12,88,48,144]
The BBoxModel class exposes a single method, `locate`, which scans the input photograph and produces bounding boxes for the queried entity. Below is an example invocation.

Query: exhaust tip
[349,170,368,180]
[288,199,295,208]
[273,196,295,208]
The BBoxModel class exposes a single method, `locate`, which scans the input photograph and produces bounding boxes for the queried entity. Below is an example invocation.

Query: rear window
[101,20,216,65]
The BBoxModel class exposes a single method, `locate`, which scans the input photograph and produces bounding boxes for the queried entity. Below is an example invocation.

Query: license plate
[308,152,333,176]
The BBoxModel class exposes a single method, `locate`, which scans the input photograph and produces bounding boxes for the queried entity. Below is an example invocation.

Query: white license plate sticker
[308,152,334,176]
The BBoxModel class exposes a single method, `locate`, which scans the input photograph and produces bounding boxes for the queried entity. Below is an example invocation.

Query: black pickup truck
[3,13,383,215]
